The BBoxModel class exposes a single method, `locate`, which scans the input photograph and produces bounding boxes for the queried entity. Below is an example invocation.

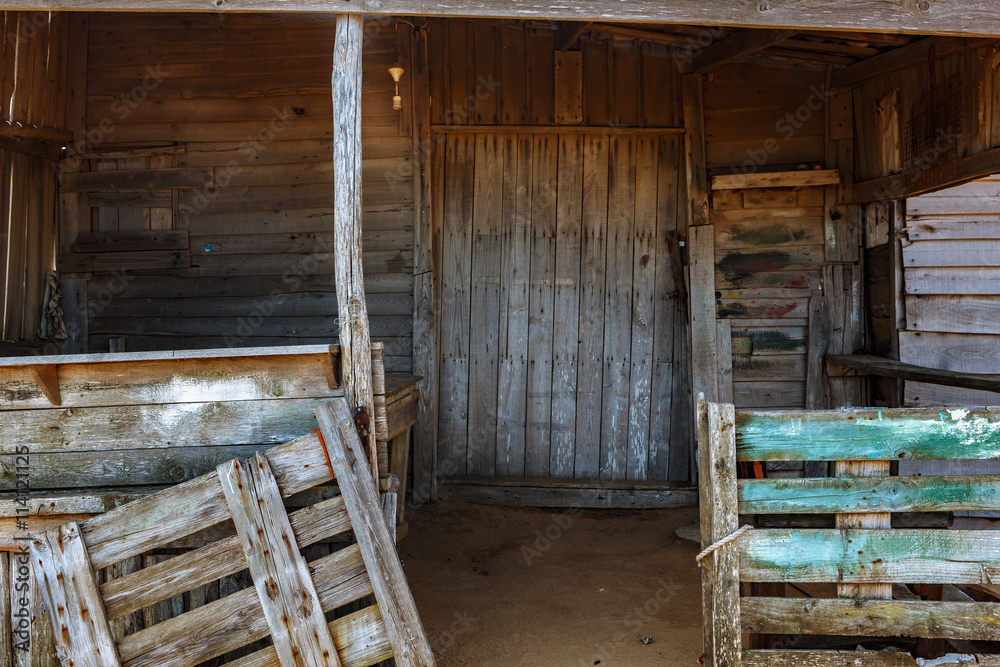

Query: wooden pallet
[698,397,1000,667]
[29,397,435,667]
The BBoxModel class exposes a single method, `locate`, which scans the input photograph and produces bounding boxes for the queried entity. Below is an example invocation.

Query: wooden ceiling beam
[687,28,797,74]
[832,35,969,88]
[0,1,1000,38]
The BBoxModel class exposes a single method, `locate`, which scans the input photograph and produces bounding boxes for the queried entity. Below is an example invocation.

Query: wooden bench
[698,398,1000,667]
[0,344,421,665]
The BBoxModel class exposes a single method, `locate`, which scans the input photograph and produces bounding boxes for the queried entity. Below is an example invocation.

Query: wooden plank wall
[427,19,682,129]
[704,62,827,174]
[851,38,1000,188]
[711,185,822,409]
[0,12,67,345]
[900,176,1000,407]
[704,62,851,411]
[429,20,690,482]
[70,14,415,371]
[436,130,686,481]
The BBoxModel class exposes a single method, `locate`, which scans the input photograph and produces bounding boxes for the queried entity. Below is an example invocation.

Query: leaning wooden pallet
[29,396,435,667]
[698,396,1000,667]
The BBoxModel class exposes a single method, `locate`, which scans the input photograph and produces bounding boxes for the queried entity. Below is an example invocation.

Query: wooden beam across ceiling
[2,0,1000,38]
[687,28,797,73]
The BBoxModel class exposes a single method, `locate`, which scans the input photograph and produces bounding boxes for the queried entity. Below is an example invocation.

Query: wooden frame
[699,397,1000,666]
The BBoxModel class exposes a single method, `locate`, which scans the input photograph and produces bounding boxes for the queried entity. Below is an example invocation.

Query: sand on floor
[399,501,704,666]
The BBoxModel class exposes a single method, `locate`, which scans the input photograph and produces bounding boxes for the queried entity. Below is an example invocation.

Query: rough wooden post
[697,395,742,667]
[410,22,439,504]
[333,13,377,482]
[835,460,892,599]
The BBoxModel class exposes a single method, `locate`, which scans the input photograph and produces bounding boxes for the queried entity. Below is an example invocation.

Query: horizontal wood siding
[72,14,414,371]
[901,176,1000,407]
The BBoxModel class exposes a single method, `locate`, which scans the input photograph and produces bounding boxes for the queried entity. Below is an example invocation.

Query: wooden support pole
[333,13,377,483]
[410,22,438,503]
[697,396,742,667]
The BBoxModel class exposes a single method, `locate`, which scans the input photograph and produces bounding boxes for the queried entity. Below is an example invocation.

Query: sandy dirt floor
[399,501,704,666]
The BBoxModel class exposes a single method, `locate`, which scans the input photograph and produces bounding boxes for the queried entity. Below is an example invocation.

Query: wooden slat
[60,167,213,192]
[117,544,372,667]
[600,134,635,480]
[690,225,719,403]
[834,460,891,599]
[627,136,657,480]
[30,522,121,667]
[711,169,839,190]
[0,398,326,453]
[735,407,1000,461]
[438,134,474,477]
[58,249,191,272]
[219,453,341,667]
[101,495,351,619]
[573,133,609,478]
[526,134,556,477]
[742,596,1000,640]
[71,230,189,253]
[739,475,1000,515]
[227,606,393,667]
[315,398,434,666]
[828,353,1000,394]
[742,649,987,666]
[495,134,529,478]
[741,529,1000,584]
[81,432,330,569]
[437,476,697,508]
[907,295,1000,335]
[467,133,502,476]
[0,347,340,411]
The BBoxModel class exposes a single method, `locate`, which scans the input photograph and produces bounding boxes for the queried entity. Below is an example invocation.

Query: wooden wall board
[435,129,685,481]
[63,14,415,372]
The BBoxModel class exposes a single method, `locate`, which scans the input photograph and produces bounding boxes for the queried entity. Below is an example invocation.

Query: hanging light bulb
[388,63,405,111]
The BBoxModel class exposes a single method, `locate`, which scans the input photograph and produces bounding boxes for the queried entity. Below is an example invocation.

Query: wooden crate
[698,398,1000,667]
[29,397,434,667]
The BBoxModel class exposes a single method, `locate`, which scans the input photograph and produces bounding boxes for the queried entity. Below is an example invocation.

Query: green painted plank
[739,475,1000,514]
[742,597,1000,640]
[735,407,1000,461]
[741,529,1000,584]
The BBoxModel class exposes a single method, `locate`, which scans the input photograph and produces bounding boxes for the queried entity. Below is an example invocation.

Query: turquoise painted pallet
[698,399,1000,667]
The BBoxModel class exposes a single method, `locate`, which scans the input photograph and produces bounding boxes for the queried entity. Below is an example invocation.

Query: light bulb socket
[392,95,403,111]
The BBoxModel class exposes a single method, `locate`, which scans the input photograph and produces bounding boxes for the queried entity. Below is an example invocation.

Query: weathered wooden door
[435,131,690,482]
